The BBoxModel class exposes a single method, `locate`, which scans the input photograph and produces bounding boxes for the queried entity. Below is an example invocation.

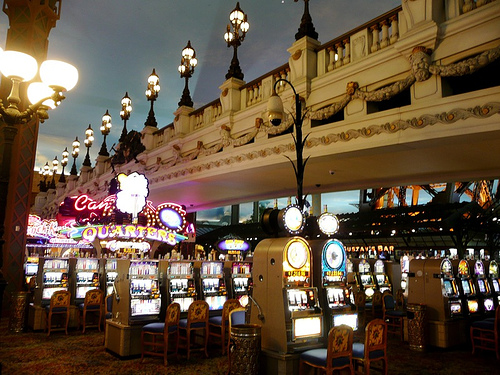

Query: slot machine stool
[470,305,499,360]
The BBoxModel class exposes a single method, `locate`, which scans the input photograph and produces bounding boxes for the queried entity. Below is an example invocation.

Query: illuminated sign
[284,270,309,277]
[70,224,187,246]
[324,270,344,277]
[216,238,250,254]
[106,240,151,252]
[345,245,395,253]
[156,202,187,232]
[116,172,149,221]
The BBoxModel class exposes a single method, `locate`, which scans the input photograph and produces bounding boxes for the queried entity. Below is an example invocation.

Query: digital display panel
[492,279,500,292]
[25,263,38,275]
[449,301,462,315]
[484,298,494,312]
[443,280,454,296]
[461,280,471,295]
[467,299,479,314]
[293,317,322,338]
[333,313,358,331]
[477,279,486,294]
[376,274,385,285]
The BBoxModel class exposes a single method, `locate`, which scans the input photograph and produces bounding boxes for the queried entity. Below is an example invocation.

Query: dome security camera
[329,170,335,175]
[267,90,284,126]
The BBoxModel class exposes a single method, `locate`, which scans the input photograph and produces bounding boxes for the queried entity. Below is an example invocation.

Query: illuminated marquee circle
[279,205,305,235]
[323,240,345,270]
[286,239,309,270]
[155,203,187,232]
[317,212,339,235]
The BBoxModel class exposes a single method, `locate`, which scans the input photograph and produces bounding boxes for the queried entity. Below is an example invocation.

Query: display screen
[333,313,358,331]
[493,279,500,292]
[449,301,462,315]
[293,317,321,339]
[25,264,38,275]
[360,275,372,285]
[376,275,385,285]
[477,279,486,294]
[205,295,227,311]
[326,288,345,306]
[443,280,454,296]
[484,298,495,312]
[461,280,471,295]
[467,300,479,314]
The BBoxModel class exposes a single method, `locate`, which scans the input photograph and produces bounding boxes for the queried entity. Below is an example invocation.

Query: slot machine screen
[492,279,500,292]
[333,313,358,331]
[376,275,385,285]
[484,298,494,312]
[461,280,471,295]
[25,263,38,275]
[443,280,454,296]
[361,275,372,285]
[477,279,486,293]
[449,301,462,315]
[293,317,322,339]
[467,300,479,314]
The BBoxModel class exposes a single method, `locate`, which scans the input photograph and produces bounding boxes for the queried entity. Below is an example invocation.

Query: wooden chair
[141,302,181,366]
[354,291,367,327]
[78,288,104,333]
[353,319,388,375]
[105,293,113,320]
[370,290,383,320]
[470,305,499,359]
[209,298,241,355]
[227,307,246,367]
[178,300,209,360]
[395,289,406,311]
[299,324,354,375]
[382,294,405,340]
[45,290,71,336]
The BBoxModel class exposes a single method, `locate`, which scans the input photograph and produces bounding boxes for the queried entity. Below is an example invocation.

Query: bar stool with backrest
[352,319,388,375]
[370,290,383,320]
[178,300,209,360]
[299,324,354,375]
[209,298,241,355]
[355,291,367,327]
[78,288,104,333]
[226,307,246,368]
[470,305,500,360]
[141,302,181,366]
[46,290,71,336]
[382,293,405,340]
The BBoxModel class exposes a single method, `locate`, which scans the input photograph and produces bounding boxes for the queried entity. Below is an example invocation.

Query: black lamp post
[49,156,58,189]
[267,79,309,211]
[178,41,198,107]
[119,92,132,142]
[224,2,249,80]
[99,110,112,156]
[70,137,80,175]
[294,0,318,41]
[59,148,69,183]
[82,124,94,167]
[39,162,50,192]
[144,69,160,127]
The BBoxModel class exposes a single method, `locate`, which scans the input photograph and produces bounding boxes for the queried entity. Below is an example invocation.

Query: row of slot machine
[346,258,393,301]
[24,256,253,324]
[408,258,500,322]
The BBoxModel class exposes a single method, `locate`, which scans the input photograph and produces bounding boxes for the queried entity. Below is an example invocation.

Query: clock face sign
[286,240,308,269]
[281,205,305,235]
[317,213,339,235]
[324,240,345,270]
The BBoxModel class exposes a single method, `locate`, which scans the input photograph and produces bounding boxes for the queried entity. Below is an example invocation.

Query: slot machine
[74,258,101,304]
[227,261,252,307]
[456,259,480,317]
[400,255,410,296]
[199,261,227,314]
[35,257,71,306]
[24,255,39,287]
[311,239,356,336]
[470,260,494,315]
[166,260,197,313]
[250,237,323,354]
[357,259,377,301]
[488,260,500,307]
[112,259,162,324]
[105,258,118,296]
[373,259,392,294]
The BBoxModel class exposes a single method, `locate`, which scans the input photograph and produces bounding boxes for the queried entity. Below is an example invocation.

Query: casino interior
[1,0,500,374]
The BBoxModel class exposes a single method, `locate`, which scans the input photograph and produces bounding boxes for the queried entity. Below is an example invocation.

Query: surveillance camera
[269,112,282,126]
[267,91,284,127]
[329,170,335,175]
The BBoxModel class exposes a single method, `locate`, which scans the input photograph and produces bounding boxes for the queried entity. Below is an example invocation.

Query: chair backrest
[364,319,387,356]
[106,293,113,313]
[222,299,242,322]
[372,291,383,307]
[187,300,209,325]
[327,324,353,368]
[383,294,395,312]
[51,290,71,309]
[396,288,405,309]
[355,291,366,307]
[166,302,181,327]
[229,307,246,328]
[84,289,104,307]
[495,305,500,333]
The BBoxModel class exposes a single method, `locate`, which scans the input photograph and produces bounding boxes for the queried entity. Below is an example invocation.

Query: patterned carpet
[0,314,499,375]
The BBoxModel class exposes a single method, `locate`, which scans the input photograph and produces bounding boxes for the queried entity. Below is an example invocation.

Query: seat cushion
[386,310,406,317]
[353,343,385,360]
[46,306,68,313]
[142,322,165,333]
[471,320,494,330]
[179,319,206,329]
[85,304,101,311]
[301,348,351,368]
[209,316,224,325]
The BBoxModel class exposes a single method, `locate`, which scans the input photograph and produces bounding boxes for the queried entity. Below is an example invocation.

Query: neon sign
[116,172,149,222]
[216,239,250,253]
[71,224,187,246]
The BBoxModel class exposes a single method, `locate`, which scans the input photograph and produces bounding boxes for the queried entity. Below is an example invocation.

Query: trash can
[9,291,29,333]
[229,324,261,375]
[406,303,426,352]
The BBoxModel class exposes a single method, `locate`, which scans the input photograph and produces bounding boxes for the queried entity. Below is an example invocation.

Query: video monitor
[467,299,479,314]
[294,317,322,339]
[484,298,495,312]
[333,313,358,331]
[25,263,38,275]
[492,279,500,293]
[461,280,471,295]
[376,275,385,285]
[449,301,462,316]
[477,279,486,294]
[443,280,454,296]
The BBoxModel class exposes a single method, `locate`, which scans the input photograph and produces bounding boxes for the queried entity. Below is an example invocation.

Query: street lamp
[59,148,69,183]
[224,2,249,80]
[178,40,198,107]
[82,124,94,167]
[267,79,308,211]
[119,92,132,142]
[70,137,80,175]
[49,156,58,189]
[144,69,160,127]
[99,110,112,156]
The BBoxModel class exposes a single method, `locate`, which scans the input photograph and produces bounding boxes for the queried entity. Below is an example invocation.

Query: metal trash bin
[9,291,29,333]
[407,303,426,352]
[229,324,261,375]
